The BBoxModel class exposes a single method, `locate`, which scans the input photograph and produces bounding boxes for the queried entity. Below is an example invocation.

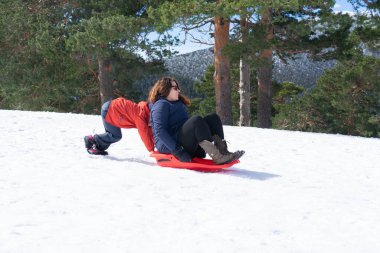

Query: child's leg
[93,101,122,151]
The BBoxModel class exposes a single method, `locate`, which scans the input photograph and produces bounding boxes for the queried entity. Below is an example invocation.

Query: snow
[1,109,380,253]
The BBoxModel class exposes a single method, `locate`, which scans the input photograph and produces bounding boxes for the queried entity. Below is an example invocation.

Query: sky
[1,109,380,253]
[168,0,356,55]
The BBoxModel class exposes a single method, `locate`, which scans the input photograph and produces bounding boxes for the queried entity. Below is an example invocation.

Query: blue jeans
[94,101,122,150]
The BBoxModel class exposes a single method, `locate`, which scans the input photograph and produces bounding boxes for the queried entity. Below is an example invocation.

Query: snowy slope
[1,109,380,253]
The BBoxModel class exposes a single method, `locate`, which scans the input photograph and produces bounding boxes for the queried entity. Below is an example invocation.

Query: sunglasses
[171,86,180,91]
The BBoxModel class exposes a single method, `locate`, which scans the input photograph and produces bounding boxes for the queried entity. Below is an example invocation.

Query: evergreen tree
[223,1,354,128]
[149,1,355,128]
[189,65,216,116]
[65,0,171,105]
[273,55,380,137]
[0,0,90,112]
[192,64,304,126]
[214,11,233,125]
[0,0,173,112]
[148,0,235,124]
[349,0,380,53]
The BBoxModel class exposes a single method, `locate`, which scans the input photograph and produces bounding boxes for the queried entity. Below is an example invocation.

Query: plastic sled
[150,151,239,172]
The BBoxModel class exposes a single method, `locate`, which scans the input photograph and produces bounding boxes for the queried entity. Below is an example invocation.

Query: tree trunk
[239,16,251,127]
[257,9,274,128]
[98,58,114,106]
[213,16,232,125]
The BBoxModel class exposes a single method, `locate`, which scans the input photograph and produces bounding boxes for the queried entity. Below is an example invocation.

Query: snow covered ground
[1,109,380,253]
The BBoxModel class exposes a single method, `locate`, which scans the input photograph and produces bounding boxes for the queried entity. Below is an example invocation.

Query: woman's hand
[173,146,192,162]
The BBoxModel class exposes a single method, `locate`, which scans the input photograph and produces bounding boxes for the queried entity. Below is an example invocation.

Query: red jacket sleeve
[136,102,154,152]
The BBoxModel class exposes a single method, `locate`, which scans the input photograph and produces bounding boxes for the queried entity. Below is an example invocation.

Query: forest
[0,0,379,137]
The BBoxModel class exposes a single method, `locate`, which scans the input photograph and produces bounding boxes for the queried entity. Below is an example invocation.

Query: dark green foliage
[273,81,304,114]
[224,1,350,63]
[65,1,174,60]
[190,65,303,126]
[273,56,380,137]
[0,0,173,113]
[188,65,216,116]
[1,0,379,135]
[111,55,166,101]
[189,65,246,124]
[0,0,93,112]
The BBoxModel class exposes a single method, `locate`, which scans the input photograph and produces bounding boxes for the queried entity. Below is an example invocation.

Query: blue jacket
[150,98,189,153]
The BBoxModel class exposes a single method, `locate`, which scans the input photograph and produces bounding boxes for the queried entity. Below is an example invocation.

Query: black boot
[84,135,108,155]
[84,135,96,149]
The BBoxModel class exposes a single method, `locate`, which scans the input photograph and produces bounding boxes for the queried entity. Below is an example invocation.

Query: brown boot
[199,140,235,165]
[213,135,245,161]
[232,150,245,160]
[212,135,231,155]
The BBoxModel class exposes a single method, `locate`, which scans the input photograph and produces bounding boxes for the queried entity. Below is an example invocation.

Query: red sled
[150,151,239,172]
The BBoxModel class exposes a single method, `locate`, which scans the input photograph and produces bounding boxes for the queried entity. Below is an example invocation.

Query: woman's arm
[150,101,177,152]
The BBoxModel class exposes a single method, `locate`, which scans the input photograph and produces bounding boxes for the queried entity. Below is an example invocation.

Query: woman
[148,77,244,165]
[84,97,154,155]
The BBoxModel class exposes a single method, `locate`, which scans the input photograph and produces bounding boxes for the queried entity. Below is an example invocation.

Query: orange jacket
[104,98,154,152]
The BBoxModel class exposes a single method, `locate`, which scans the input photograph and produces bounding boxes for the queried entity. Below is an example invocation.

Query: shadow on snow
[102,155,280,181]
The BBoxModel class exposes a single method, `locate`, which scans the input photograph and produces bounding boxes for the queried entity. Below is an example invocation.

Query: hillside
[1,109,380,253]
[132,48,337,98]
[166,48,338,89]
[133,46,379,99]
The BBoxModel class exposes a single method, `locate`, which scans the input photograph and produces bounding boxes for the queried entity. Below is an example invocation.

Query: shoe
[199,140,235,165]
[87,147,108,155]
[84,135,96,149]
[213,135,245,162]
[84,135,108,155]
[212,135,231,155]
[232,150,245,161]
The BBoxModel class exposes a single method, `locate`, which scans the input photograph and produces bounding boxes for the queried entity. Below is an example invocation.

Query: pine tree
[148,0,235,124]
[223,0,355,128]
[65,0,169,105]
[271,1,380,136]
[214,7,233,125]
[0,0,90,111]
[273,56,380,137]
[149,1,353,127]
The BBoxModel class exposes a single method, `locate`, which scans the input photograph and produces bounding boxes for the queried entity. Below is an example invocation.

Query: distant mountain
[165,48,337,89]
[273,53,336,89]
[133,46,378,99]
[132,48,214,98]
[164,48,214,83]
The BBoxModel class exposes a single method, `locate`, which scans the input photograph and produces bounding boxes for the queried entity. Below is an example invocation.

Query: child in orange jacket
[84,97,154,155]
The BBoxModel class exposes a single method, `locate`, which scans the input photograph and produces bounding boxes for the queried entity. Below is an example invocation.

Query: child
[84,97,154,155]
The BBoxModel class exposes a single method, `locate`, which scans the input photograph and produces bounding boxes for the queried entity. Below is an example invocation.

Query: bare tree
[239,16,251,126]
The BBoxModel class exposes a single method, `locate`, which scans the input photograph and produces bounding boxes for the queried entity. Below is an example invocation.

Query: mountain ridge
[133,46,379,98]
[165,48,336,89]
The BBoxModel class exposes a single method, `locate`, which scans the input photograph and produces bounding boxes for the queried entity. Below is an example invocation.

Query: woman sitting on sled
[149,77,244,165]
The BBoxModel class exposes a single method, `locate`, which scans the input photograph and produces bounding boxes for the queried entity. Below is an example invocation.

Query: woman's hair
[148,76,191,106]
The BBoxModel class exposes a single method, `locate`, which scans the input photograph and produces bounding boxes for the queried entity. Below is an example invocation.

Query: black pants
[178,113,224,158]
